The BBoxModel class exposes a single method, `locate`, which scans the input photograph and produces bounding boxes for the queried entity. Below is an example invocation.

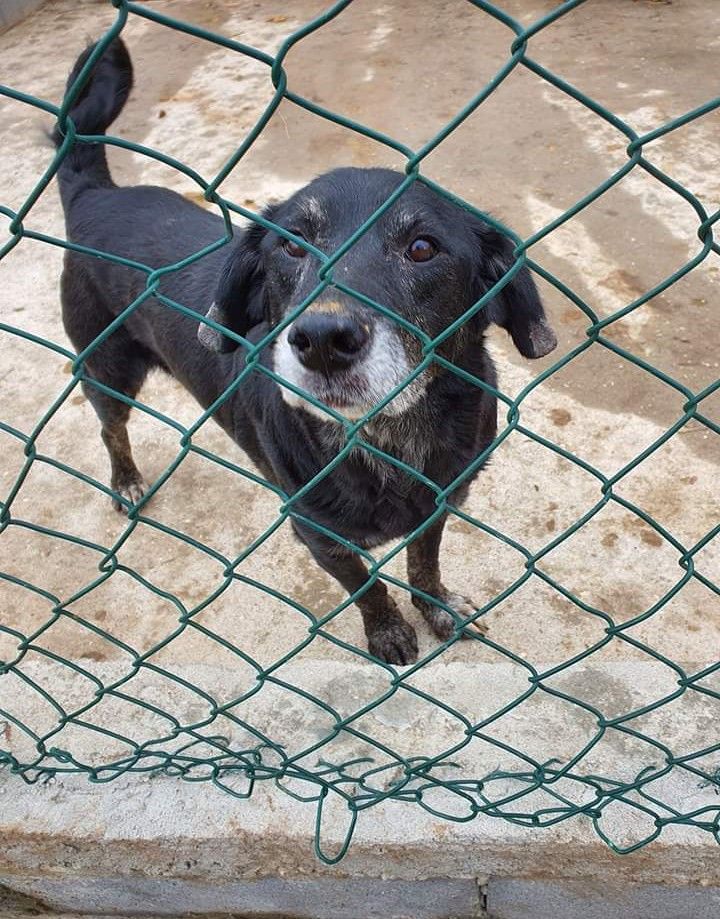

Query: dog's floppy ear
[473,223,557,359]
[197,223,266,354]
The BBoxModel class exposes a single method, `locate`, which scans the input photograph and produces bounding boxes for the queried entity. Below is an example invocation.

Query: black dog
[55,39,556,664]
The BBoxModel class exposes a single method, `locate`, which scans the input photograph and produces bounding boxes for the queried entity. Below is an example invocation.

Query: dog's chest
[269,394,489,546]
[337,467,438,547]
[312,440,452,547]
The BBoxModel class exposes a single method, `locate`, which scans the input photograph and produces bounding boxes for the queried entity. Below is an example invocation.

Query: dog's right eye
[406,237,438,263]
[282,234,307,258]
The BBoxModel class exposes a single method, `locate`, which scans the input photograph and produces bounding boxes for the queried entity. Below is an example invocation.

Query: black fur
[55,38,557,665]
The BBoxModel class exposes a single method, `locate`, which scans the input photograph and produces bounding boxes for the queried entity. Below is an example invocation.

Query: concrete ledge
[0,0,46,33]
[4,876,720,919]
[488,879,720,919]
[2,660,719,903]
[2,667,720,917]
[1,878,483,919]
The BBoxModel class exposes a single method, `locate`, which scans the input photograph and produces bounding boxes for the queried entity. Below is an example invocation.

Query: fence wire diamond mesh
[1,0,719,863]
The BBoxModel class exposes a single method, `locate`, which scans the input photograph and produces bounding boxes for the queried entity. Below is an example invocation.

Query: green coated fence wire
[1,0,720,864]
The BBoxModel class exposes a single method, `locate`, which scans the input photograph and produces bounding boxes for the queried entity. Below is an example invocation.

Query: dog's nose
[288,313,369,373]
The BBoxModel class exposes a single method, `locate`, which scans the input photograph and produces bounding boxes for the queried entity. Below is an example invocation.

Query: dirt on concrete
[0,0,719,839]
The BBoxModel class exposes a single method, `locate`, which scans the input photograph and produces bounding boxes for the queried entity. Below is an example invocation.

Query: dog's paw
[367,617,419,665]
[111,475,148,513]
[413,590,488,641]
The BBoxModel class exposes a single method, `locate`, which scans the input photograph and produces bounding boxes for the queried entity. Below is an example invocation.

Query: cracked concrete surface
[0,0,719,907]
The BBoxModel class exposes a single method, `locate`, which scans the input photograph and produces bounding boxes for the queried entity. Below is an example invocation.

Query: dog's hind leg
[62,269,151,512]
[406,514,487,641]
[98,408,148,512]
[82,345,150,513]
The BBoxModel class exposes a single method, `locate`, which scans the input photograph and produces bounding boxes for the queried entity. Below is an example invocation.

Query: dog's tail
[52,38,133,201]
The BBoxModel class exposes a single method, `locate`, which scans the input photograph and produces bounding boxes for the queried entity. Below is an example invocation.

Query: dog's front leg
[293,525,418,665]
[406,514,487,641]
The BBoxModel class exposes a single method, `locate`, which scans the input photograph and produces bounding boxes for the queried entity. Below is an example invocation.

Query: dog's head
[198,168,556,420]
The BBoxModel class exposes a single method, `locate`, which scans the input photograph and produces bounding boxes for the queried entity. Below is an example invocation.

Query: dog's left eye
[406,237,437,263]
[283,234,308,258]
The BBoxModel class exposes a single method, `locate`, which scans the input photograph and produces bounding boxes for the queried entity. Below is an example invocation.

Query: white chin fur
[273,322,425,422]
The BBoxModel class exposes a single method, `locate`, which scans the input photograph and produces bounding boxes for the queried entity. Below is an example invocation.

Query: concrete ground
[1,0,719,910]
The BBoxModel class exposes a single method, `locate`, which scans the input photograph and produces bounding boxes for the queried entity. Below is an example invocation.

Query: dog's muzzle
[274,306,425,421]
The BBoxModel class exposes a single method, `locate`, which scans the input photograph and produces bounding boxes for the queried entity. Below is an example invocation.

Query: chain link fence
[1,0,719,863]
